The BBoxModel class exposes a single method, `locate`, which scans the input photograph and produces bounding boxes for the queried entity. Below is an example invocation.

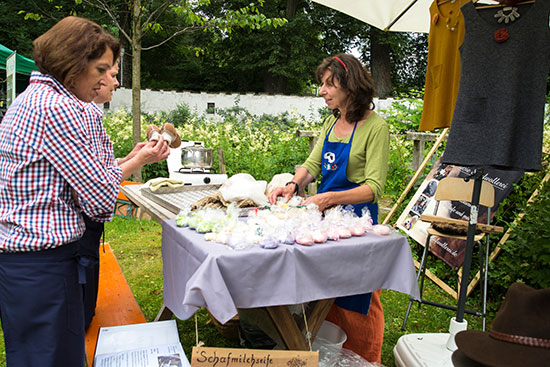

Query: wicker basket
[208,311,240,341]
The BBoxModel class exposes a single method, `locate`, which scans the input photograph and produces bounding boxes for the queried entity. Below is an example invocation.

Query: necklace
[445,12,460,31]
[494,6,520,24]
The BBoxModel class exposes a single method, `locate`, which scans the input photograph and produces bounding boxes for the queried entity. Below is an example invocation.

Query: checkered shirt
[0,72,122,252]
[81,102,117,223]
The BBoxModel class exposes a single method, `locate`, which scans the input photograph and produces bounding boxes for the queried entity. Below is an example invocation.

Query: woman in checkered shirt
[0,17,169,367]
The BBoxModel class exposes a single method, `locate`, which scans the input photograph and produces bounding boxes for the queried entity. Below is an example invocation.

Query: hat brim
[455,330,550,367]
[452,349,488,367]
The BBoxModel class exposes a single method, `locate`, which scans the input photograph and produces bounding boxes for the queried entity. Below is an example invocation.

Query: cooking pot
[181,142,213,168]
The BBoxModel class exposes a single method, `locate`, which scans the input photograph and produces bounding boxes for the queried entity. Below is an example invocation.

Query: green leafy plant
[379,91,442,200]
[489,168,550,297]
[381,90,424,133]
[167,103,193,128]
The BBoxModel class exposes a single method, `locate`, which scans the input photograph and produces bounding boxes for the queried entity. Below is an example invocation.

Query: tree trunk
[119,2,132,87]
[263,70,287,94]
[261,0,297,94]
[132,0,143,182]
[369,29,392,98]
[285,0,297,18]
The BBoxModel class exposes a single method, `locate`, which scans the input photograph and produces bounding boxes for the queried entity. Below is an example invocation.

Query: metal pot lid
[183,142,212,151]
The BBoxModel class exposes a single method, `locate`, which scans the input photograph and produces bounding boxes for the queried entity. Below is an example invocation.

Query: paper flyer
[396,159,522,269]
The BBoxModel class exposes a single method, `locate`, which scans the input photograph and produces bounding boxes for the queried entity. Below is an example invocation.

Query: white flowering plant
[102,106,318,182]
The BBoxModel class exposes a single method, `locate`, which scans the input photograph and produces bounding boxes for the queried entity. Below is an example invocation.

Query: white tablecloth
[161,219,420,324]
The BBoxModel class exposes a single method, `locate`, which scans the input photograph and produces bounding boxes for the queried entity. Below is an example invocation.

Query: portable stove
[166,140,228,185]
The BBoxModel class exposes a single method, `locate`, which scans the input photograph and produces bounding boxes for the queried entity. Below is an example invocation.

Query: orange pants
[325,289,384,364]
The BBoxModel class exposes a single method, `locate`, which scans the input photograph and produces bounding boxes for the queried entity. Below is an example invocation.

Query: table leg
[154,305,174,321]
[266,298,334,351]
[304,298,334,340]
[266,305,308,350]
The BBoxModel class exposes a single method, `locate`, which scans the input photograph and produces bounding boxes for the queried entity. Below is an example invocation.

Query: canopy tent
[0,44,38,75]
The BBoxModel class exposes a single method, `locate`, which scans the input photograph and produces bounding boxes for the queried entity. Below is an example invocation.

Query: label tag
[190,346,319,367]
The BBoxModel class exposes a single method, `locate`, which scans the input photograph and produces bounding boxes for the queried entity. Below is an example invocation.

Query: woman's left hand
[303,192,333,212]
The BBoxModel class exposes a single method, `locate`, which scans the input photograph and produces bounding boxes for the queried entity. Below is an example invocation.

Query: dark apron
[79,213,104,329]
[0,241,86,366]
[317,118,379,315]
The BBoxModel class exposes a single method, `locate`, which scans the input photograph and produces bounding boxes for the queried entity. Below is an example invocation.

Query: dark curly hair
[316,53,376,123]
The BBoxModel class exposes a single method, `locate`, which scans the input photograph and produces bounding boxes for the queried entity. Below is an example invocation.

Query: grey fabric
[161,219,420,324]
[442,1,550,171]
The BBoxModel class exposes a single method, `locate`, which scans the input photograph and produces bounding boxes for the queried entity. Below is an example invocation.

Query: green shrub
[381,91,424,133]
[379,91,444,200]
[166,102,193,128]
[489,164,550,298]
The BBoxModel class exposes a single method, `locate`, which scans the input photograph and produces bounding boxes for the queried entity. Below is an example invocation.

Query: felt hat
[454,282,550,367]
[451,349,489,367]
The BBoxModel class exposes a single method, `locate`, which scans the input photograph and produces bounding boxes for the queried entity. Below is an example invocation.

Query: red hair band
[333,56,348,71]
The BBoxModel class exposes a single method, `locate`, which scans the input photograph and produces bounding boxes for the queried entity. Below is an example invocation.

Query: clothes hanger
[473,0,535,10]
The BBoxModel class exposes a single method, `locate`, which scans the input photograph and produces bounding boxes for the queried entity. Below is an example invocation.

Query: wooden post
[405,131,440,172]
[296,130,320,195]
[266,306,309,350]
[217,147,226,174]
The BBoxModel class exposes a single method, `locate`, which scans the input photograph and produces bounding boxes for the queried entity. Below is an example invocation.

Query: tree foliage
[3,0,429,97]
[11,0,287,180]
[139,0,428,96]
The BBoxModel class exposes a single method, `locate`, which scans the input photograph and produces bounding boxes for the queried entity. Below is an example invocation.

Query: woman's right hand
[136,136,170,165]
[268,184,296,205]
[119,137,170,180]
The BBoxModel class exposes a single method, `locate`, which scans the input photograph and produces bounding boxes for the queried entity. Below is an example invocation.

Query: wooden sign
[191,346,318,367]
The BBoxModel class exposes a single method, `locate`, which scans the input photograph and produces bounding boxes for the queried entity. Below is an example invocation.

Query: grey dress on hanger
[442,0,550,171]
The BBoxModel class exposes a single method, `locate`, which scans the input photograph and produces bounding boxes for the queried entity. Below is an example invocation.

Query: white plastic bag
[265,172,294,196]
[316,340,384,367]
[219,173,268,206]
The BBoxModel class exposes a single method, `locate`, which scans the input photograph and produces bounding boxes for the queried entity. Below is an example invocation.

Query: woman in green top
[268,53,390,363]
[268,53,389,219]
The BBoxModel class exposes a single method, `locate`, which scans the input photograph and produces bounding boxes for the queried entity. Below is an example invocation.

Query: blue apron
[317,118,379,315]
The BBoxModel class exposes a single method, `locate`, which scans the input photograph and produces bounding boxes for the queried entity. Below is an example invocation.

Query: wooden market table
[120,184,420,350]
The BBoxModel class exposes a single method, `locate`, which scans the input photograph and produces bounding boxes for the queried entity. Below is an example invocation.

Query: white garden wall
[107,87,395,121]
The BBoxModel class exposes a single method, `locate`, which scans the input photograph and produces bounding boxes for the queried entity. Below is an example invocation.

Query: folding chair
[114,181,141,218]
[401,176,504,331]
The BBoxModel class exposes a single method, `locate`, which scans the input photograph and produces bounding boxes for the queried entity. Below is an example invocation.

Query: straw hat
[453,282,550,367]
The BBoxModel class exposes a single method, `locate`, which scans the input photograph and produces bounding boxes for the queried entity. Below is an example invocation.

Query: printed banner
[396,159,523,269]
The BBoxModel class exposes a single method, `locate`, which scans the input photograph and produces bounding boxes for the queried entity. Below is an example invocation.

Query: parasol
[311,0,434,33]
[311,0,497,33]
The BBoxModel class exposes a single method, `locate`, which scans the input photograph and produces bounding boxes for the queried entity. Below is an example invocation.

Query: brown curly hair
[316,53,376,123]
[33,16,120,91]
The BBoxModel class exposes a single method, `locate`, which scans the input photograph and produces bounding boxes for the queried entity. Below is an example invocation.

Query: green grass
[0,216,494,367]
